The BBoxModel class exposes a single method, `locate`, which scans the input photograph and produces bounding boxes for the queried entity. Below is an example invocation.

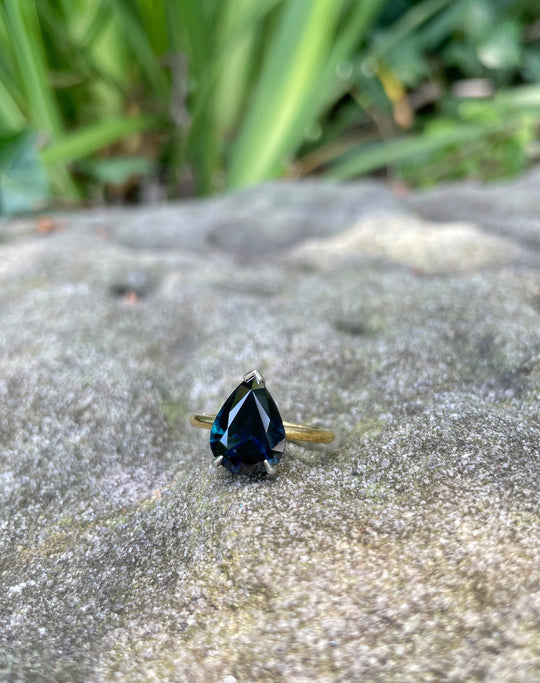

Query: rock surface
[0,170,539,682]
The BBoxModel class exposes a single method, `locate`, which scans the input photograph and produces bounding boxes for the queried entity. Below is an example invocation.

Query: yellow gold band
[190,414,335,444]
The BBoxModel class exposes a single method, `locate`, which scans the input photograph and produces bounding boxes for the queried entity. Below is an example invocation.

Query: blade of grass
[495,84,540,111]
[2,0,80,198]
[414,0,469,50]
[177,0,281,193]
[2,0,63,136]
[164,0,219,193]
[333,1,385,68]
[80,0,114,49]
[41,114,156,167]
[327,122,493,179]
[213,0,259,139]
[364,0,455,64]
[0,78,26,131]
[108,0,168,96]
[173,0,213,79]
[228,0,345,189]
[137,0,168,56]
[290,0,460,181]
[37,10,129,109]
[279,0,386,152]
[0,13,25,108]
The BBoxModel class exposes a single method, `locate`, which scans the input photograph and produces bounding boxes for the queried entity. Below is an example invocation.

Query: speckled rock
[0,171,539,682]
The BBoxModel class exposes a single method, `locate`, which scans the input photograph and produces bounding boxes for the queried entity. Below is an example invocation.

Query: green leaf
[228,0,345,189]
[305,0,386,115]
[365,0,454,64]
[0,131,49,215]
[462,0,495,43]
[477,21,522,71]
[180,0,284,193]
[492,84,540,114]
[0,78,25,132]
[107,0,168,95]
[2,0,63,137]
[522,49,540,83]
[41,115,156,167]
[328,123,489,180]
[213,0,259,139]
[80,156,153,184]
[385,41,429,89]
[1,0,80,200]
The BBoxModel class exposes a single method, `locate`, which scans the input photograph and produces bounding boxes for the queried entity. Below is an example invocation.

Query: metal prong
[243,369,265,385]
[213,456,224,468]
[264,460,275,475]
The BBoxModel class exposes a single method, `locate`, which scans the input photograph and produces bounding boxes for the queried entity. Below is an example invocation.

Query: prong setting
[213,455,224,468]
[242,369,265,385]
[264,460,275,475]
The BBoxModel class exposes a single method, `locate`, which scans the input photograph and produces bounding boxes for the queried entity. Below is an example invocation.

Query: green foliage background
[0,0,539,213]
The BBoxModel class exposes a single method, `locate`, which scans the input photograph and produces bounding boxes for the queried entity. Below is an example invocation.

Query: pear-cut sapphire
[210,372,286,473]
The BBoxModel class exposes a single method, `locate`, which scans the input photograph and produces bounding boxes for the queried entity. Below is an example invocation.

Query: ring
[190,370,335,474]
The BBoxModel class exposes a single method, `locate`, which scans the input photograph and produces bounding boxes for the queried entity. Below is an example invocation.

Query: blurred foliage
[0,0,539,213]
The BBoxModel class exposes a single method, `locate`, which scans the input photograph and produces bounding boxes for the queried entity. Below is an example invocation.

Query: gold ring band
[190,414,335,444]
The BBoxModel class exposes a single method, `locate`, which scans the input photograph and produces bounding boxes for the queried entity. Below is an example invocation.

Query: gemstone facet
[210,371,286,473]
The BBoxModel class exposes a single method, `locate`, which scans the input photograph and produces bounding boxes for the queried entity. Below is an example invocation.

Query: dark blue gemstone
[210,372,286,473]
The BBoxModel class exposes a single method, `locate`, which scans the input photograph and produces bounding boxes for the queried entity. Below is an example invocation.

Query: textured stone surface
[0,170,539,682]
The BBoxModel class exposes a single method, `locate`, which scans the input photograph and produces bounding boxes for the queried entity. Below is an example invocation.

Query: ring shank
[190,414,334,444]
